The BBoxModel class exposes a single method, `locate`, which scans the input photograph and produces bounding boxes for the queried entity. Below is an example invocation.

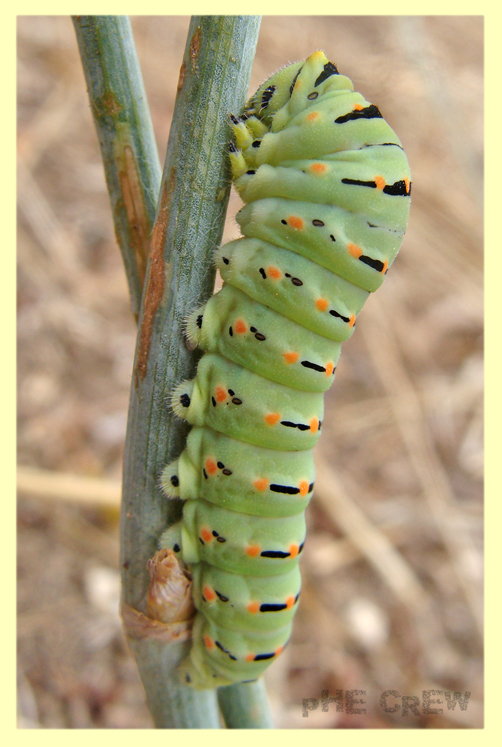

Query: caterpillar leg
[228,113,269,184]
[160,521,183,557]
[228,142,248,181]
[160,460,180,498]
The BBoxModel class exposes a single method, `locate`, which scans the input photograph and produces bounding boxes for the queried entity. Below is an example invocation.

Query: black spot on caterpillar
[335,103,382,123]
[261,85,276,109]
[314,60,339,86]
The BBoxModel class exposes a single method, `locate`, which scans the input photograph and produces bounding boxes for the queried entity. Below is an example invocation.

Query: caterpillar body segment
[215,238,368,342]
[162,426,315,518]
[182,611,293,688]
[236,199,402,293]
[191,562,301,633]
[239,95,404,168]
[234,160,410,232]
[186,285,341,392]
[180,499,306,576]
[171,353,324,452]
[161,51,411,688]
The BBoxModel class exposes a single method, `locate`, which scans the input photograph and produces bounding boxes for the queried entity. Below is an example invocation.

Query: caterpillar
[160,50,411,689]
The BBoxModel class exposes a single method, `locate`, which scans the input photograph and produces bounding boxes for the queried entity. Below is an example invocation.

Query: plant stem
[218,680,274,728]
[120,15,261,727]
[73,15,161,319]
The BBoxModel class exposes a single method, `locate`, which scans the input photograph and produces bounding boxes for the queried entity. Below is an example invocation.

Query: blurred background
[17,16,483,728]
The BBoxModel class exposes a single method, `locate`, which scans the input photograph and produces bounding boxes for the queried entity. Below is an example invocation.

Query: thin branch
[73,16,162,319]
[17,465,120,508]
[218,680,274,729]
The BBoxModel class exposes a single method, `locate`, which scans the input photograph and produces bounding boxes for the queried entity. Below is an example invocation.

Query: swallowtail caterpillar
[160,50,411,688]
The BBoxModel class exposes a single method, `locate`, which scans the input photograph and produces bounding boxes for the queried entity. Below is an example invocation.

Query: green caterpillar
[160,50,411,689]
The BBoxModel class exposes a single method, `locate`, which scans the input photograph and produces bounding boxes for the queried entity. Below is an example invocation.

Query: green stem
[120,15,261,728]
[218,680,274,729]
[73,16,161,319]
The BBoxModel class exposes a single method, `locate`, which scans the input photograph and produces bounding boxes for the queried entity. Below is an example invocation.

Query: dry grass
[17,16,483,728]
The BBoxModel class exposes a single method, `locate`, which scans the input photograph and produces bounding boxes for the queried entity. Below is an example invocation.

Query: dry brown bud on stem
[147,548,195,623]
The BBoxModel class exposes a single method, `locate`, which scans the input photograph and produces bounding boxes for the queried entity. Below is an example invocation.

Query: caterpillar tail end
[178,656,239,690]
[177,616,243,689]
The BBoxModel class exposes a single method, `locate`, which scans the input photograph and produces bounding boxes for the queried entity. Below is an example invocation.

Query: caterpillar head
[242,51,352,131]
[243,60,304,126]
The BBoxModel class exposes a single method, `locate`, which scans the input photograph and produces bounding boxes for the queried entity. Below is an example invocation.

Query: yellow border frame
[9,4,500,744]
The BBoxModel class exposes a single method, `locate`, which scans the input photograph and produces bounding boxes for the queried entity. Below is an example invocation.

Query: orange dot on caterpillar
[299,481,309,496]
[205,458,217,475]
[267,266,282,279]
[348,243,363,258]
[200,527,213,543]
[203,586,216,602]
[316,298,329,312]
[287,216,304,230]
[264,412,280,426]
[215,386,227,402]
[309,417,319,433]
[283,351,299,364]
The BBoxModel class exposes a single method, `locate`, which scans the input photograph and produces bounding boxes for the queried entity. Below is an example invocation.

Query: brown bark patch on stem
[118,144,150,287]
[134,168,176,387]
[98,90,122,117]
[189,26,202,70]
[177,61,186,94]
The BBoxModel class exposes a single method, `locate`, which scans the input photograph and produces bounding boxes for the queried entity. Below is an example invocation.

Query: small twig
[17,465,121,508]
[218,680,274,729]
[73,16,162,319]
